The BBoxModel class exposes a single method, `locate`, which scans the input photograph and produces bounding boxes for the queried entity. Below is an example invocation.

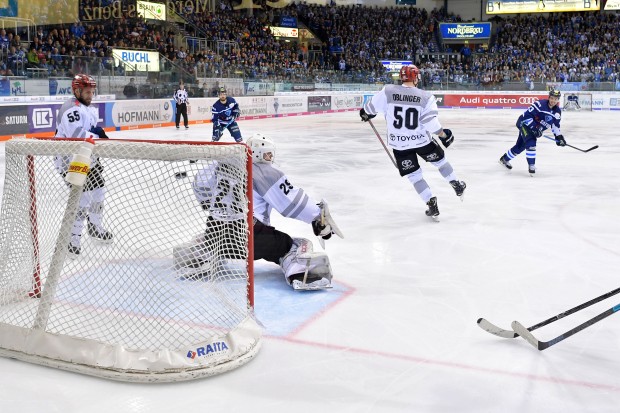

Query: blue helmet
[549,88,561,98]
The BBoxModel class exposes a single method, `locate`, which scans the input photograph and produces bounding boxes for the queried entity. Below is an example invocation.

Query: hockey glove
[89,126,108,139]
[520,124,542,139]
[312,219,333,240]
[555,135,566,147]
[360,108,376,122]
[439,129,454,148]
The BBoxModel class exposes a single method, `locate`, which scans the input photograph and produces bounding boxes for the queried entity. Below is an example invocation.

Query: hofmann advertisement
[241,97,269,118]
[108,99,174,127]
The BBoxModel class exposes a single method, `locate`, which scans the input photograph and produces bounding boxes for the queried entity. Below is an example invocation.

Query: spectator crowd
[0,0,618,90]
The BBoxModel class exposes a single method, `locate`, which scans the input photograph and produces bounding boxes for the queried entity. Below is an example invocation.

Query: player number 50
[393,106,419,130]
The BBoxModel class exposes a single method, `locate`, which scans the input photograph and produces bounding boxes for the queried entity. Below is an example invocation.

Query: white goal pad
[0,138,261,382]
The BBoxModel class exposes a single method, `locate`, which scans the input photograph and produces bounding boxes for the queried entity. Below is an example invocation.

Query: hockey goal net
[562,92,593,111]
[0,138,260,382]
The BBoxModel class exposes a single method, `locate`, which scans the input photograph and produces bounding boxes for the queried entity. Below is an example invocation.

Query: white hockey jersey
[252,162,320,226]
[55,97,100,139]
[363,84,443,150]
[54,97,101,174]
[193,161,246,222]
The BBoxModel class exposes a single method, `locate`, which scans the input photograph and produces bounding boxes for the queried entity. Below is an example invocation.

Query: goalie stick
[512,303,620,351]
[542,135,599,153]
[316,198,344,249]
[477,286,620,339]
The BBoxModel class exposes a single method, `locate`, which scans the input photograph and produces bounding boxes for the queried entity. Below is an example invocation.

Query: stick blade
[511,321,544,350]
[477,318,518,338]
[584,145,599,152]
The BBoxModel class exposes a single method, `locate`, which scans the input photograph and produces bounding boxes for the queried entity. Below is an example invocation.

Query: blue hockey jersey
[517,99,562,136]
[212,97,240,125]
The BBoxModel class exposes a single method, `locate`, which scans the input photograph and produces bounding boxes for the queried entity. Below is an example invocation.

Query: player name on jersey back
[391,94,422,103]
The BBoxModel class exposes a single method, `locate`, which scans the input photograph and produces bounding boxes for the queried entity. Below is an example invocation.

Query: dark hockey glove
[555,135,566,147]
[312,219,333,240]
[439,129,454,148]
[520,124,542,139]
[360,108,376,122]
[89,126,108,139]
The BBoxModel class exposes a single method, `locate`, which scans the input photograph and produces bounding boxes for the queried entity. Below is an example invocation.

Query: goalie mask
[247,133,276,164]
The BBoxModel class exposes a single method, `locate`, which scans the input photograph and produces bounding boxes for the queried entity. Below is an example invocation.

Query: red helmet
[399,65,420,82]
[72,74,96,93]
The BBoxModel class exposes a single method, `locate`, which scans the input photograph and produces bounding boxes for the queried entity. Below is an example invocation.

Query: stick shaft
[368,120,398,168]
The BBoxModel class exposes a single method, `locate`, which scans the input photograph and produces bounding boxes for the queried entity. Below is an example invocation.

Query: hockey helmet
[218,86,227,94]
[549,88,561,98]
[247,133,275,163]
[399,65,420,82]
[72,74,96,93]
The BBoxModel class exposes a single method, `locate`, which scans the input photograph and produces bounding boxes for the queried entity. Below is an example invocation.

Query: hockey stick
[477,286,620,339]
[542,135,599,153]
[367,120,398,168]
[512,303,620,351]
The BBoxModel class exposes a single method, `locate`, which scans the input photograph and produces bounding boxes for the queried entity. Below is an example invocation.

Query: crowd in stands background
[0,0,618,91]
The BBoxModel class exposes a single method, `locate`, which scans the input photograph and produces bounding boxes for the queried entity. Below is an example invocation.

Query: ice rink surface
[1,108,619,413]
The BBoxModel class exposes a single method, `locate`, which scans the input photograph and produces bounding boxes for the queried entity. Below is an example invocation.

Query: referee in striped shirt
[174,82,189,129]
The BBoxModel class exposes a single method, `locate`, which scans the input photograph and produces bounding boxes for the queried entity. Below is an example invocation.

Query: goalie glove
[312,219,333,240]
[439,129,454,148]
[555,134,566,146]
[359,108,376,122]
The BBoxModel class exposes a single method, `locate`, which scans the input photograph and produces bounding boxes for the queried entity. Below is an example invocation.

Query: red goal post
[0,137,260,382]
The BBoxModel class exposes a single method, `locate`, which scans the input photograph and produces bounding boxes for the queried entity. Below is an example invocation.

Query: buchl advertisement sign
[112,49,160,72]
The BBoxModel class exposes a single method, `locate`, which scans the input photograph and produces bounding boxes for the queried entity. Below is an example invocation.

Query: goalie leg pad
[173,234,216,281]
[280,238,333,290]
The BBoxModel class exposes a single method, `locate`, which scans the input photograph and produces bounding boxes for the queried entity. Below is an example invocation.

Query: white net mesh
[562,92,593,111]
[0,138,261,382]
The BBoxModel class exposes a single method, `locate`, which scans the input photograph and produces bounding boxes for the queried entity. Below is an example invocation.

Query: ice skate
[499,156,512,170]
[88,222,114,243]
[67,243,81,259]
[528,164,536,177]
[450,180,466,201]
[425,197,439,222]
[289,273,332,291]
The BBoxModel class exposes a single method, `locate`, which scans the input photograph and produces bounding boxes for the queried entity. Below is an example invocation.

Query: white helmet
[247,133,276,163]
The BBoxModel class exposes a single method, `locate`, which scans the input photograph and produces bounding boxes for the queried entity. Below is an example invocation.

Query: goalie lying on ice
[249,133,344,290]
[173,136,343,290]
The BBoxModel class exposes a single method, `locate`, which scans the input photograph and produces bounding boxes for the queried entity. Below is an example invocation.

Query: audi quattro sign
[442,94,548,108]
